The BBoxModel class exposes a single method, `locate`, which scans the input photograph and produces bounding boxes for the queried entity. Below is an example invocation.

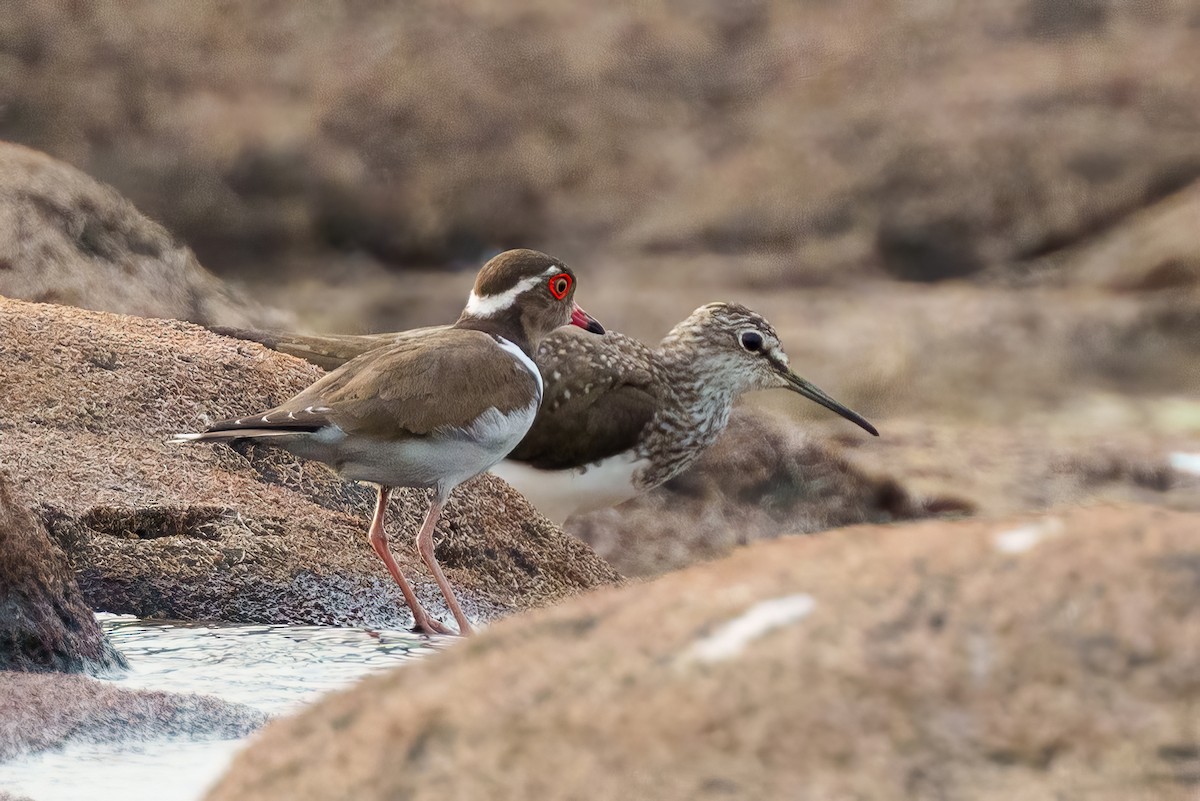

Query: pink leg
[367,486,452,636]
[414,494,474,636]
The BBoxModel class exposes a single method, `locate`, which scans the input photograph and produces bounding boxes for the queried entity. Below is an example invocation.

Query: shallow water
[0,614,438,801]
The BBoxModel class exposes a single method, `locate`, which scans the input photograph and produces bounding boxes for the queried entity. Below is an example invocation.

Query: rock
[569,408,963,577]
[1025,0,1110,38]
[0,142,285,328]
[562,397,1199,580]
[0,297,619,628]
[4,4,1199,283]
[206,322,1199,578]
[207,504,1200,801]
[840,415,1200,524]
[1038,178,1200,292]
[0,670,266,762]
[0,471,126,674]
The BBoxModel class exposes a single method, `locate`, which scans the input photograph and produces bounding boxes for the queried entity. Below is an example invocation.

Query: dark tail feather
[170,419,323,444]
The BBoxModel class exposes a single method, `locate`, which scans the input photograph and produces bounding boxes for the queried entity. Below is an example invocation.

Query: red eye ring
[548,273,572,300]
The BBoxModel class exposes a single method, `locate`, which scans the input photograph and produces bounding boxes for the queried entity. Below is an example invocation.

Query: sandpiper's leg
[414,491,474,636]
[367,486,452,636]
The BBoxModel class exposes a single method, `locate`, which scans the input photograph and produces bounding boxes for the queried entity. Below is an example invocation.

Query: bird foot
[412,615,457,637]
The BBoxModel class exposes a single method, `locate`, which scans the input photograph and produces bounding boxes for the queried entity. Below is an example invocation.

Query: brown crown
[473,249,568,297]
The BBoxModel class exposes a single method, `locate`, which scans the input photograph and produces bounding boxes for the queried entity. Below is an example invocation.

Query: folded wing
[507,327,659,470]
[187,329,539,441]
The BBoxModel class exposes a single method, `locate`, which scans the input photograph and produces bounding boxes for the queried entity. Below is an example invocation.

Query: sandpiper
[175,249,603,636]
[493,302,877,522]
[212,303,876,524]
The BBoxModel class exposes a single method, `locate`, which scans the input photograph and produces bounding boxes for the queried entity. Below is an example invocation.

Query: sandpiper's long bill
[174,249,602,635]
[770,360,876,436]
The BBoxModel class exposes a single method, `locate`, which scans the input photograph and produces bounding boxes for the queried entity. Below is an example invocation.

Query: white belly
[489,451,649,525]
[290,403,538,492]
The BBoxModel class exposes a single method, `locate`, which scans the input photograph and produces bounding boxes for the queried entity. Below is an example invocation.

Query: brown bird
[494,302,876,522]
[212,303,876,525]
[175,249,603,636]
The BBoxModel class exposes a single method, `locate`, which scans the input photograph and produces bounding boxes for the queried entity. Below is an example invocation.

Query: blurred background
[2,0,1199,573]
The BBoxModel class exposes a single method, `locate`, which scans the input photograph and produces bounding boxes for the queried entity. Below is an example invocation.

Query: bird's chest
[635,401,732,489]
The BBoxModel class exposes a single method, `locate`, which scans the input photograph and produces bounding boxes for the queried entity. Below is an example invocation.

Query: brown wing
[207,326,444,371]
[507,327,659,470]
[205,329,539,439]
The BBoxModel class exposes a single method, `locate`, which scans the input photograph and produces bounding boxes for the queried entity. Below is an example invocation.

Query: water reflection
[102,614,439,713]
[0,614,437,801]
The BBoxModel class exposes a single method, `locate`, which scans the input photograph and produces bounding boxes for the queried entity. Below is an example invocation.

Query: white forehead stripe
[464,267,560,317]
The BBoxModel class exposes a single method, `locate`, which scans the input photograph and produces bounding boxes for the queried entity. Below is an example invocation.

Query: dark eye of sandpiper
[740,331,763,352]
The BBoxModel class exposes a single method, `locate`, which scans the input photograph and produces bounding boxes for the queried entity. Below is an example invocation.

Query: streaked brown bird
[213,302,876,525]
[175,249,603,636]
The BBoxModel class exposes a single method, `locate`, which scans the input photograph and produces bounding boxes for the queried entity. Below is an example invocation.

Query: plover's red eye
[548,273,571,300]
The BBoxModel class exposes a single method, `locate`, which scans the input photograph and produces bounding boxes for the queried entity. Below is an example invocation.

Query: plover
[175,249,603,635]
